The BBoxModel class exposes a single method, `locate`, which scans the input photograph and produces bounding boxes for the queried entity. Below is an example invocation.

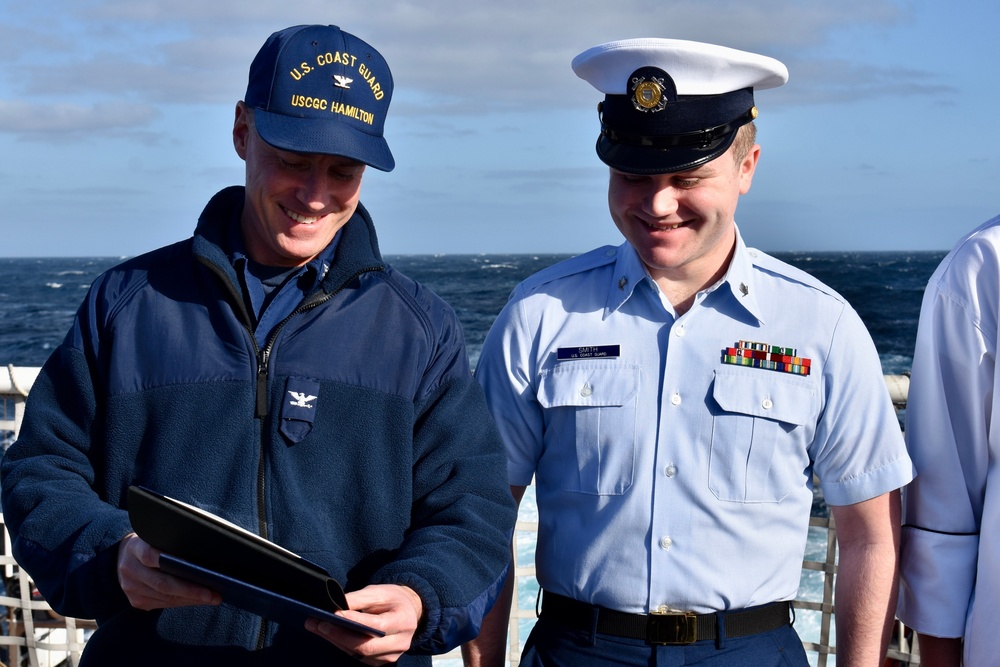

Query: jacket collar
[191,186,386,295]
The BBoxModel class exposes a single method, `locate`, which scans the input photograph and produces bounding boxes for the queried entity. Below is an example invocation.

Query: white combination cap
[571,38,788,174]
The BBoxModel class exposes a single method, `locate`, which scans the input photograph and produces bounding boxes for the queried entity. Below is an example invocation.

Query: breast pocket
[537,363,640,496]
[709,370,818,503]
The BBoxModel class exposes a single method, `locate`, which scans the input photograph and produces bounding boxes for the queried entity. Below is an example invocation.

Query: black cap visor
[597,130,738,174]
[597,87,753,174]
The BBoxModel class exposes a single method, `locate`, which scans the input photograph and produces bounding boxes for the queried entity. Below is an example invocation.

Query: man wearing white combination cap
[466,38,914,666]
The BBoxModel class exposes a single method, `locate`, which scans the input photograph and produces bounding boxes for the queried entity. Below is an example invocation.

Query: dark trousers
[520,616,811,667]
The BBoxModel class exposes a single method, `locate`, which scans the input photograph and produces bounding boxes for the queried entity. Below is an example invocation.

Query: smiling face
[608,137,760,292]
[232,102,366,267]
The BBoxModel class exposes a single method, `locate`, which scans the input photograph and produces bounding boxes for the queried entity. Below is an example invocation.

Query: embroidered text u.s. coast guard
[557,345,621,360]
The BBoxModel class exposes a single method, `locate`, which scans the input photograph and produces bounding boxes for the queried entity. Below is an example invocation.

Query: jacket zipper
[200,256,383,651]
[252,264,383,421]
[196,256,274,652]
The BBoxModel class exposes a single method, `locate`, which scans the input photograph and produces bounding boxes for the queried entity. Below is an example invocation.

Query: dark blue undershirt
[226,219,340,348]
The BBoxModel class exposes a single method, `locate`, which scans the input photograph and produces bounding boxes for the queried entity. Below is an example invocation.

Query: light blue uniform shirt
[476,228,913,615]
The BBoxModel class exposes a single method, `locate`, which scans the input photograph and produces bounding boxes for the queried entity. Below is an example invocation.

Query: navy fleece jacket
[0,186,517,666]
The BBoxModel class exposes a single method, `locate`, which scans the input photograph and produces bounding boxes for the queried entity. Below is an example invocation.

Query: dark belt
[540,592,792,645]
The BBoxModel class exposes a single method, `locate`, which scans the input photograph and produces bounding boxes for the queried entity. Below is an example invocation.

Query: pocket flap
[280,377,320,445]
[712,369,817,426]
[537,363,639,408]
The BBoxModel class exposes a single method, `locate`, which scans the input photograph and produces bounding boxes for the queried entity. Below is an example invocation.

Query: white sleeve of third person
[898,249,995,638]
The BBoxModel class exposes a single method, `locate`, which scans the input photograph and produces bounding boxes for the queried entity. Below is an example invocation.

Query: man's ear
[739,143,761,195]
[233,101,250,160]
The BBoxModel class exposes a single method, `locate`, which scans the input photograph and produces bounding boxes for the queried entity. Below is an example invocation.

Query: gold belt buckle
[647,607,698,645]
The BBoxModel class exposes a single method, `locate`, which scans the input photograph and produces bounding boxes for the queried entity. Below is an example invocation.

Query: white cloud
[3,0,996,257]
[0,100,158,135]
[0,0,934,128]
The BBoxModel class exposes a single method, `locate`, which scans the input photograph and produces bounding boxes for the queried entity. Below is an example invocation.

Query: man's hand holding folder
[306,584,424,665]
[125,486,389,641]
[117,531,223,610]
[117,524,422,666]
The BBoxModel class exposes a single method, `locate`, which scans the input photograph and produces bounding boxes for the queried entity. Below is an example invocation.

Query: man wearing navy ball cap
[469,38,913,666]
[1,24,516,666]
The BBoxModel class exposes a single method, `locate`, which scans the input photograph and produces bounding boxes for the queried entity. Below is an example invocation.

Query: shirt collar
[604,242,654,317]
[603,224,765,324]
[226,218,338,289]
[720,224,766,324]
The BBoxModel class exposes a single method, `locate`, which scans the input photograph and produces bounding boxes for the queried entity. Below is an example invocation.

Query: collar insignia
[288,391,317,408]
[333,74,353,89]
[722,340,811,376]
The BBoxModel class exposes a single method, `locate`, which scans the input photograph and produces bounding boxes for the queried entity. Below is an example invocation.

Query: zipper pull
[256,353,268,418]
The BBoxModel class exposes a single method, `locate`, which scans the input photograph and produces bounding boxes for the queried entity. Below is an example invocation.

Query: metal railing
[2,365,95,667]
[0,368,920,666]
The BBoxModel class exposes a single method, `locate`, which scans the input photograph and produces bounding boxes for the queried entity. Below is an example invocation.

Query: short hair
[732,122,757,163]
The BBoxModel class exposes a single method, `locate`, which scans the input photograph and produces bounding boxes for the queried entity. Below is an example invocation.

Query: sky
[1,0,998,258]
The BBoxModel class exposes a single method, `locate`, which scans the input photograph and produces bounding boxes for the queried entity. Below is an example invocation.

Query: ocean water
[0,250,945,372]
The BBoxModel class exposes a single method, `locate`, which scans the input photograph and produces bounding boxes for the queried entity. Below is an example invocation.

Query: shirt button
[670,393,681,406]
[762,398,773,410]
[659,536,673,550]
[664,464,677,478]
[581,382,593,397]
[675,326,686,338]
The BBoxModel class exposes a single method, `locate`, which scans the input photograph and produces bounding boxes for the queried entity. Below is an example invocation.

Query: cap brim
[254,109,395,172]
[597,129,737,174]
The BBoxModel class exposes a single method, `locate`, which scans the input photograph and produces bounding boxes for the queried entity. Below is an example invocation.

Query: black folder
[127,486,383,637]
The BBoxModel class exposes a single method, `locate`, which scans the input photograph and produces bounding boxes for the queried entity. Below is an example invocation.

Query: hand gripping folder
[127,486,383,636]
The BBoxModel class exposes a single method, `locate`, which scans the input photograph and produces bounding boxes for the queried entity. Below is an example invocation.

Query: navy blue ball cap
[572,38,788,174]
[245,25,395,171]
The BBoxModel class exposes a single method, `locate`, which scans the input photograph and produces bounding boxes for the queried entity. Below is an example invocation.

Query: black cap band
[601,106,757,149]
[596,84,756,174]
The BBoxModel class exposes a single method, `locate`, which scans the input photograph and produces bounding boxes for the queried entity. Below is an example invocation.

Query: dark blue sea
[0,251,946,374]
